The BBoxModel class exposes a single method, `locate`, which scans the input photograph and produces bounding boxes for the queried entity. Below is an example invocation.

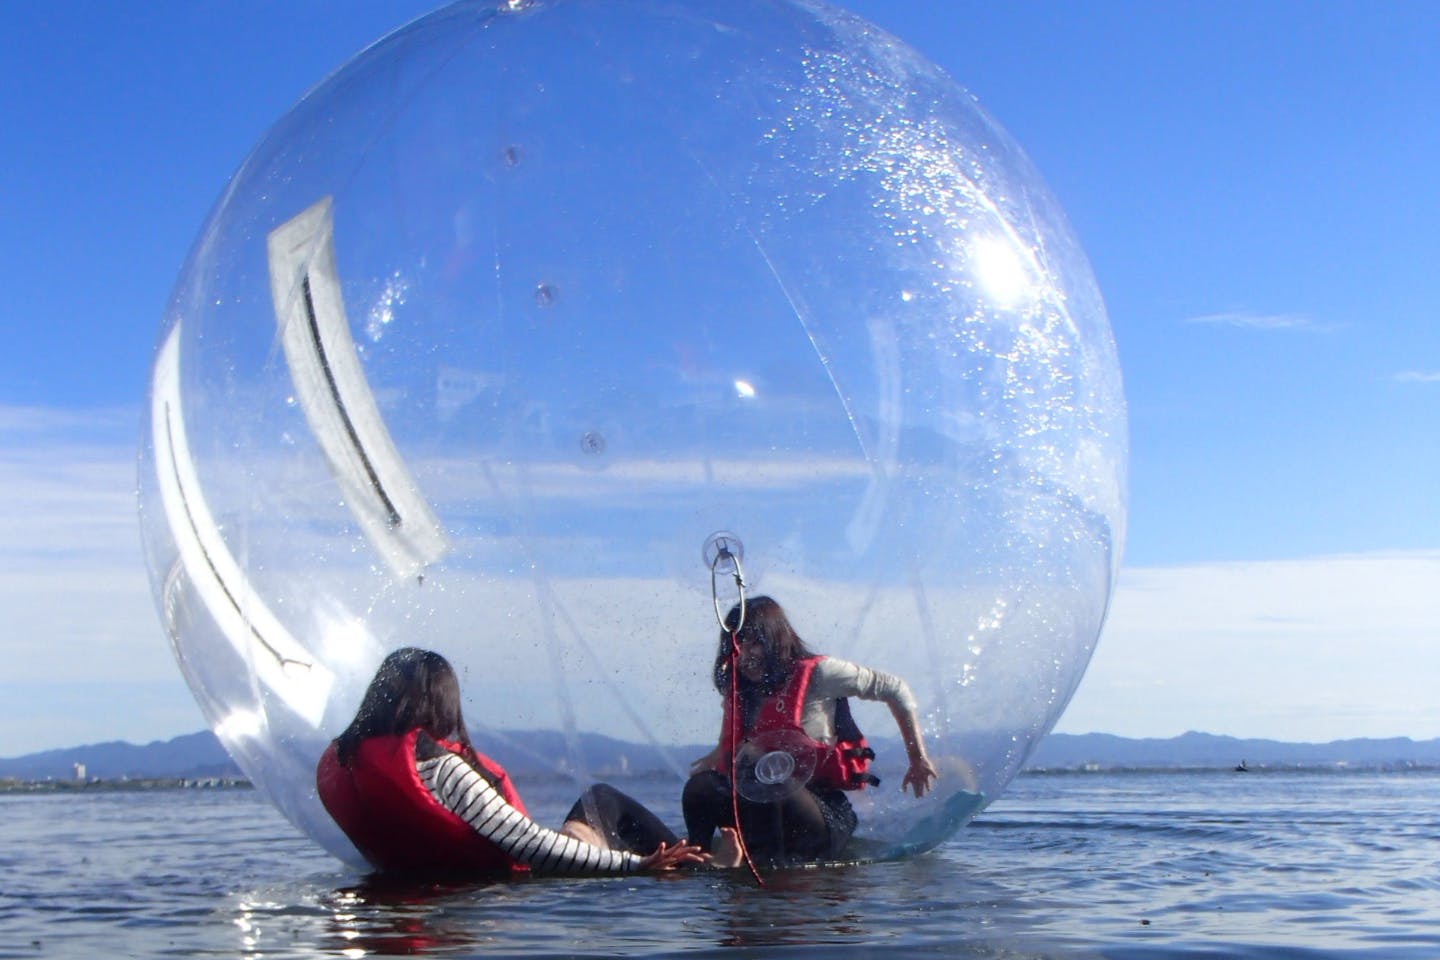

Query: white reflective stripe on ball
[151,323,333,726]
[267,196,449,580]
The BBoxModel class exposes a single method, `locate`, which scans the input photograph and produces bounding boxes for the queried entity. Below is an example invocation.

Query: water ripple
[3,771,1439,958]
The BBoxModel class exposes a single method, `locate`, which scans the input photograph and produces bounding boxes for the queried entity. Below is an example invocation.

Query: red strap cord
[727,628,763,884]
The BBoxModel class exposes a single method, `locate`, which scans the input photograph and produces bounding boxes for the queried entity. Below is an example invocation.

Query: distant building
[73,762,87,782]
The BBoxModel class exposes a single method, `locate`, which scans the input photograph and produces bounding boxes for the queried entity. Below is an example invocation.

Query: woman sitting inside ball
[316,647,701,876]
[683,596,938,867]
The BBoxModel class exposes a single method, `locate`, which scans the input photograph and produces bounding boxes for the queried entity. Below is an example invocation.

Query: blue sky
[2,1,1437,757]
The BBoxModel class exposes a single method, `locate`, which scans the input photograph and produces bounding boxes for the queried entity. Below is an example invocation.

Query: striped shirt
[416,751,642,875]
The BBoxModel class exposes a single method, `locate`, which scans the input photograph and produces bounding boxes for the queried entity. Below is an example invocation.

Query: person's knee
[685,769,724,793]
[583,782,621,806]
[567,783,615,826]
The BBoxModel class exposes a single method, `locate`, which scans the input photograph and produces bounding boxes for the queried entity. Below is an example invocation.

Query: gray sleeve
[417,753,642,875]
[810,656,918,713]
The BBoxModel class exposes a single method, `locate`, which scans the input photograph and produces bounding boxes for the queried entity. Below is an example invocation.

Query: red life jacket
[316,728,529,874]
[717,656,879,791]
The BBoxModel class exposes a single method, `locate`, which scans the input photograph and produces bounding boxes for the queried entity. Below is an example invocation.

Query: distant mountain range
[0,730,698,783]
[1025,730,1440,771]
[0,731,245,782]
[4,729,1437,782]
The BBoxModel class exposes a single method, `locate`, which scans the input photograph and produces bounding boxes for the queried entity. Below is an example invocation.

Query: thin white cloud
[0,404,195,755]
[1057,551,1440,742]
[1181,311,1315,331]
[5,401,1437,759]
[0,403,137,435]
[1393,370,1440,384]
[0,407,145,570]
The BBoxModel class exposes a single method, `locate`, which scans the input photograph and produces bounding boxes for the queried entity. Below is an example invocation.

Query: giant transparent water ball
[139,0,1125,863]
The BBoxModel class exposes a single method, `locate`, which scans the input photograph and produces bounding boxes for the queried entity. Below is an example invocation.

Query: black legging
[682,769,854,865]
[565,783,678,854]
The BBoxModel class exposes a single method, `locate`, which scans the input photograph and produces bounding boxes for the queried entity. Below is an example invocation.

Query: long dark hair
[712,596,816,716]
[334,647,475,766]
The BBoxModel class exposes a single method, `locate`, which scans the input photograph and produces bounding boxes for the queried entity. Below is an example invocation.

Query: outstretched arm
[887,701,937,797]
[420,753,700,874]
[813,657,938,799]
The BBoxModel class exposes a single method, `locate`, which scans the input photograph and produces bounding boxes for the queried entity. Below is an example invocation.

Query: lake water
[2,770,1436,958]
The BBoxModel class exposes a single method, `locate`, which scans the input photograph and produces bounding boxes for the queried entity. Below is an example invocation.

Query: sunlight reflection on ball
[138,0,1126,862]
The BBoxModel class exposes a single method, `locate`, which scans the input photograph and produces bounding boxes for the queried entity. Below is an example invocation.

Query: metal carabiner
[709,539,747,633]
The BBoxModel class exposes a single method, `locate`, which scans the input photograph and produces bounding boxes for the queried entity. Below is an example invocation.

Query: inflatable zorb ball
[139,0,1125,863]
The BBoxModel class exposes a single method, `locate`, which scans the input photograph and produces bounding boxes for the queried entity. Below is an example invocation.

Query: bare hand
[903,755,937,798]
[638,840,705,872]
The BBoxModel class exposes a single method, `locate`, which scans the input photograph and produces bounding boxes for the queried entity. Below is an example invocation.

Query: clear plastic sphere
[139,0,1126,863]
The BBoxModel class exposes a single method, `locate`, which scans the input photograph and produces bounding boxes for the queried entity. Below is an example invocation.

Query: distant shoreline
[5,729,1438,784]
[6,762,1439,794]
[1019,761,1440,776]
[0,777,253,794]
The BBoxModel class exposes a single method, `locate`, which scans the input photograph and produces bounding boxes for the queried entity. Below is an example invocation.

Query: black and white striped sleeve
[416,752,643,875]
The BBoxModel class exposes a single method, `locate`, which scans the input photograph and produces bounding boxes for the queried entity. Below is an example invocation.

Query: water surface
[2,770,1436,958]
